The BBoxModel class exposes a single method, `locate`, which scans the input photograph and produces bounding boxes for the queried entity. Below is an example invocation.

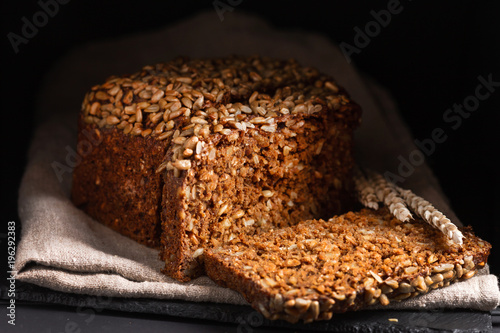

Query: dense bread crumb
[72,55,362,281]
[72,125,167,248]
[205,208,491,323]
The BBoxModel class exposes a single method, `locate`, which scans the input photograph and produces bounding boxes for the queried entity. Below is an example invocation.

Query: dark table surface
[1,282,499,332]
[3,303,498,333]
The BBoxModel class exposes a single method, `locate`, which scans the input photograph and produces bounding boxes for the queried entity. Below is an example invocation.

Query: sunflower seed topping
[81,56,356,176]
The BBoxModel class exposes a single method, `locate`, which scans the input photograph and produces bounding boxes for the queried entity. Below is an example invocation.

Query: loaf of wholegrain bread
[205,208,491,323]
[71,55,362,281]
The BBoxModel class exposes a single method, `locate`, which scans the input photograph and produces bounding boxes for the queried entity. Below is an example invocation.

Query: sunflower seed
[261,124,277,133]
[464,256,474,270]
[138,90,152,99]
[192,248,203,258]
[135,108,143,123]
[405,266,419,275]
[193,96,204,110]
[191,116,208,124]
[151,112,164,124]
[369,270,384,283]
[294,298,311,313]
[384,279,399,290]
[432,263,454,273]
[379,294,390,306]
[141,128,152,137]
[158,130,174,140]
[89,102,100,115]
[106,115,120,125]
[411,276,427,292]
[107,85,120,96]
[176,77,192,84]
[169,109,184,120]
[431,273,444,284]
[462,270,475,279]
[184,136,199,150]
[249,91,259,104]
[144,104,160,113]
[257,303,271,319]
[273,294,283,312]
[172,159,191,170]
[424,276,434,286]
[181,97,193,108]
[262,190,273,198]
[123,123,133,134]
[146,89,162,102]
[398,282,414,294]
[183,148,194,157]
[155,161,169,173]
[195,141,203,155]
[455,263,463,278]
[324,81,339,93]
[95,91,110,100]
[172,136,187,145]
[232,210,245,219]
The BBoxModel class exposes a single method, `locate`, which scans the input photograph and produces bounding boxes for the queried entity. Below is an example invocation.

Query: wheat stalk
[368,171,413,222]
[353,166,379,210]
[396,187,464,245]
[353,166,463,245]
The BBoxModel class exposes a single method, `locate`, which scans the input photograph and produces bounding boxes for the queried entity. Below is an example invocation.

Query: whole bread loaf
[71,55,362,281]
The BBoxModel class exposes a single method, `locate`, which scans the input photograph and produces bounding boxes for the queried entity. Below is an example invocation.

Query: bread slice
[71,55,362,281]
[204,208,491,323]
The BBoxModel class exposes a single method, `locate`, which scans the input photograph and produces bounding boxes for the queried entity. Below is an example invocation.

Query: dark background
[1,0,499,280]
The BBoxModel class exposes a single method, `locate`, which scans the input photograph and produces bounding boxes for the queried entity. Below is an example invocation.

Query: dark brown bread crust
[205,208,491,323]
[71,55,362,281]
[72,121,168,248]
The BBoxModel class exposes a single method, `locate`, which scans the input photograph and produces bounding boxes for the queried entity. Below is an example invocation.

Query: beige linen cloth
[16,11,499,311]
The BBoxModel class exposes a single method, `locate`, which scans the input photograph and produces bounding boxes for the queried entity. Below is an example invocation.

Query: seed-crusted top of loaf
[80,55,361,173]
[204,208,491,323]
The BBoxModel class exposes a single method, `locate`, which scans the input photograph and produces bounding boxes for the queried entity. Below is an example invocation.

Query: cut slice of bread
[205,208,491,323]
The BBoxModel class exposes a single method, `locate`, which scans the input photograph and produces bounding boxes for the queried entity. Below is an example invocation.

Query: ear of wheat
[369,171,413,223]
[353,167,464,245]
[353,166,379,210]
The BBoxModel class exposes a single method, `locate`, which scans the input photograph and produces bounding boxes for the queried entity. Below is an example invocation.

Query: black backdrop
[2,0,499,273]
